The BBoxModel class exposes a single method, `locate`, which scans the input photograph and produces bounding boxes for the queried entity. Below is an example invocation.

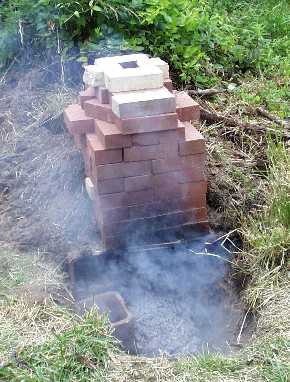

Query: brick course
[63,54,208,249]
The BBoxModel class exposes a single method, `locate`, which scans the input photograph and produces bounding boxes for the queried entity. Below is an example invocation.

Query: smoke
[73,234,243,356]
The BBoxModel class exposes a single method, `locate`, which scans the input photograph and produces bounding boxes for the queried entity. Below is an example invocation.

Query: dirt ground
[0,62,102,260]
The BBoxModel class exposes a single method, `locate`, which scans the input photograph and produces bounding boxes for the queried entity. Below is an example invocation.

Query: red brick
[79,87,96,107]
[97,87,110,104]
[152,153,206,174]
[132,132,160,146]
[100,207,208,236]
[98,189,154,209]
[179,123,205,156]
[96,178,125,195]
[95,119,132,149]
[64,104,94,135]
[153,167,206,187]
[158,122,185,143]
[181,181,207,209]
[124,143,179,162]
[115,113,178,134]
[83,98,115,123]
[154,183,183,200]
[73,133,86,149]
[124,145,159,162]
[175,91,200,122]
[128,194,206,219]
[87,134,122,166]
[125,175,153,192]
[181,181,207,199]
[95,161,152,180]
[163,79,174,93]
[94,200,129,224]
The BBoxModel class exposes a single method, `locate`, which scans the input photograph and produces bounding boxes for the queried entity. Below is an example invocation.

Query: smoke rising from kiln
[73,233,243,356]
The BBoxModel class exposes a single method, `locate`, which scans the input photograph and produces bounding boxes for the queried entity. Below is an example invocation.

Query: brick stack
[64,54,208,249]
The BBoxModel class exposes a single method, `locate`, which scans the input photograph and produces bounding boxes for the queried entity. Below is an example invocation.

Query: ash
[74,235,243,356]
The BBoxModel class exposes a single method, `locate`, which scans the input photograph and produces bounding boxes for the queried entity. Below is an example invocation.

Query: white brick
[94,54,149,67]
[112,87,176,118]
[149,57,169,79]
[83,65,105,87]
[104,64,163,93]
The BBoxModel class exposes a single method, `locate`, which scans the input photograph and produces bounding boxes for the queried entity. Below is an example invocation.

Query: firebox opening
[119,60,139,69]
[70,234,248,357]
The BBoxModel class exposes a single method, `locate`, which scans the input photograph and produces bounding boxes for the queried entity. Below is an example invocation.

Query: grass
[0,248,118,381]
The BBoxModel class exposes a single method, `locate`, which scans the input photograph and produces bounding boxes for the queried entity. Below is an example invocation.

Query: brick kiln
[64,54,208,249]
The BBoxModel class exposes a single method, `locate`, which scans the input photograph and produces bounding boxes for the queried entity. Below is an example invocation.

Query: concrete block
[111,87,175,119]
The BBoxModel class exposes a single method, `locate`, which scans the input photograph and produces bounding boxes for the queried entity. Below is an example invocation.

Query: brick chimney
[64,54,208,249]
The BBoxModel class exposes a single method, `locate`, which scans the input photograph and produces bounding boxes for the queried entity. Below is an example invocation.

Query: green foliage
[1,0,289,86]
[0,310,116,382]
[124,0,290,85]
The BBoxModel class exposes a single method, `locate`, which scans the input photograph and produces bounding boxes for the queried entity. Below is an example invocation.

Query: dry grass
[0,246,74,362]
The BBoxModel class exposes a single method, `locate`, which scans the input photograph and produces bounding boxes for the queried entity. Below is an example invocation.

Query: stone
[111,87,175,119]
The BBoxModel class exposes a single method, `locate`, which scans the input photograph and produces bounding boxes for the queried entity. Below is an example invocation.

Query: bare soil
[0,63,100,259]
